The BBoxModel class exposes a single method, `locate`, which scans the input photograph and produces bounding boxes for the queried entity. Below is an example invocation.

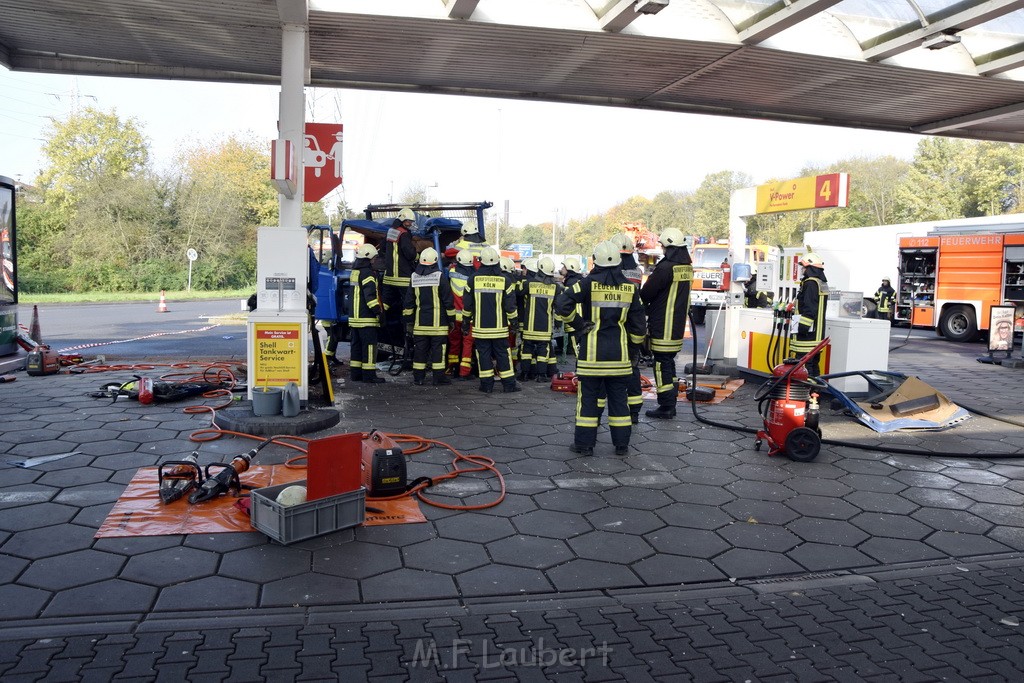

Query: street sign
[754,173,849,214]
[303,123,344,202]
[509,243,534,258]
[186,248,198,262]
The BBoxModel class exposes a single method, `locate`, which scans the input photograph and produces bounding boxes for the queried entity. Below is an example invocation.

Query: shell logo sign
[755,173,849,214]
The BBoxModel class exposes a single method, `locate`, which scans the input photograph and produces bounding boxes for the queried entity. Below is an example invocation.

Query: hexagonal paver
[260,573,359,607]
[435,514,516,543]
[717,523,800,552]
[901,487,975,511]
[954,483,1024,506]
[723,499,799,526]
[487,536,574,569]
[724,480,794,502]
[851,513,932,540]
[546,559,641,591]
[586,507,664,535]
[53,483,129,508]
[632,555,726,585]
[845,491,918,515]
[858,538,945,564]
[2,523,97,559]
[789,544,875,572]
[968,503,1021,527]
[0,583,51,619]
[0,554,29,583]
[788,518,869,546]
[656,503,733,530]
[891,471,959,489]
[457,565,553,597]
[220,544,311,583]
[912,508,993,534]
[599,486,673,511]
[354,523,437,547]
[19,549,125,590]
[941,468,1008,486]
[672,467,738,487]
[361,568,456,602]
[533,489,607,514]
[785,495,860,520]
[0,502,78,532]
[121,546,220,586]
[924,531,1012,557]
[664,484,734,506]
[45,578,159,617]
[313,542,402,580]
[713,549,804,579]
[403,538,489,574]
[568,531,654,564]
[512,510,593,539]
[644,527,729,559]
[728,464,791,483]
[837,473,907,494]
[784,477,853,497]
[154,576,258,611]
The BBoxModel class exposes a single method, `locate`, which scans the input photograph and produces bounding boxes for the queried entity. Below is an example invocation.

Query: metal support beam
[976,41,1024,76]
[0,40,10,69]
[445,0,479,20]
[599,0,641,33]
[863,0,1024,62]
[279,23,307,228]
[737,0,842,44]
[913,100,1024,134]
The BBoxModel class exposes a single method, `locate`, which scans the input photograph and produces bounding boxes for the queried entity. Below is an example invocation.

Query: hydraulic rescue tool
[188,440,271,504]
[753,337,830,462]
[362,431,410,496]
[157,451,203,504]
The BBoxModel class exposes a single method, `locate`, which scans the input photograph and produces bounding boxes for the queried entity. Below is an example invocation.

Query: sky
[1,66,925,227]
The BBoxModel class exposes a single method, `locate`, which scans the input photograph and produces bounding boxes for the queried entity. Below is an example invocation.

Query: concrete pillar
[278,22,307,229]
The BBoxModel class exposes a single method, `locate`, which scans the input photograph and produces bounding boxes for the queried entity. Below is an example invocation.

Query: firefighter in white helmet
[447,249,476,378]
[381,207,418,344]
[462,247,521,393]
[792,253,828,376]
[348,243,386,383]
[519,256,563,382]
[554,240,646,456]
[403,247,457,386]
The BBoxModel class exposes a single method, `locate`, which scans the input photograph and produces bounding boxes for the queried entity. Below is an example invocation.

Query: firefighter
[381,208,418,342]
[446,224,490,263]
[617,233,645,423]
[871,277,896,321]
[792,253,829,376]
[559,256,585,358]
[500,256,521,374]
[403,248,456,386]
[447,249,475,379]
[348,244,386,384]
[555,241,646,456]
[462,246,521,393]
[520,256,562,382]
[639,228,693,419]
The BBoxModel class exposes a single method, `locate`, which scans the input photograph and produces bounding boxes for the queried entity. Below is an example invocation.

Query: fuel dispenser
[247,227,310,401]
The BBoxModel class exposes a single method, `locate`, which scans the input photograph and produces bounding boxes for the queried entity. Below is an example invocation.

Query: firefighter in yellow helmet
[348,244,385,383]
[640,228,693,419]
[462,247,520,393]
[403,247,457,386]
[555,241,646,456]
[792,253,828,376]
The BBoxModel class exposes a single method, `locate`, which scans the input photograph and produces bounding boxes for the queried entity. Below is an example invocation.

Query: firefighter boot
[479,378,495,394]
[631,409,641,424]
[645,404,676,420]
[363,370,386,384]
[350,368,364,382]
[432,370,452,386]
[502,378,522,393]
[412,371,426,386]
[534,362,548,382]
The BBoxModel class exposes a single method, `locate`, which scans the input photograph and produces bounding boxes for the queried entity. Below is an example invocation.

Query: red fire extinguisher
[720,259,731,291]
[137,376,154,405]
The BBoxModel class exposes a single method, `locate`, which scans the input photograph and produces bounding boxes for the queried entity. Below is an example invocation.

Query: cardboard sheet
[96,465,425,539]
[852,376,970,432]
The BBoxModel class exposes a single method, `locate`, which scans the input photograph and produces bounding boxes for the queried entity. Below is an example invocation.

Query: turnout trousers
[412,335,448,383]
[474,337,514,391]
[520,338,553,379]
[652,351,679,408]
[576,375,631,449]
[349,326,378,380]
[447,321,474,377]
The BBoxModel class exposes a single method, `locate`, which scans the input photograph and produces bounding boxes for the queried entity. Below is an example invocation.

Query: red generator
[753,337,829,462]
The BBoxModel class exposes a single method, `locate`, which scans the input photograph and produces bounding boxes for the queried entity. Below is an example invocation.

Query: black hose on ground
[685,310,1024,460]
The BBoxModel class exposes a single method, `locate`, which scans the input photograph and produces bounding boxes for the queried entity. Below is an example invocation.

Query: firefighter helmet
[356,244,378,260]
[499,257,516,273]
[799,253,824,267]
[618,233,636,253]
[538,257,556,277]
[522,257,539,273]
[455,249,474,267]
[563,256,582,273]
[593,241,622,267]
[397,208,416,222]
[461,224,479,236]
[659,228,686,247]
[419,247,438,266]
[479,246,500,266]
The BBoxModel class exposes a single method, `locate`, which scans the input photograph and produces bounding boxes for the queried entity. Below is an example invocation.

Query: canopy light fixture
[922,32,961,50]
[635,0,669,15]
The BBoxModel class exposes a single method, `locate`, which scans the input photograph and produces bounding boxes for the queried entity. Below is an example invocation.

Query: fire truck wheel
[785,427,820,462]
[938,306,977,343]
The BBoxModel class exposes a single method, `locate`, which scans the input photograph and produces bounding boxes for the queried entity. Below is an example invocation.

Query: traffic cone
[29,305,42,344]
[157,290,169,313]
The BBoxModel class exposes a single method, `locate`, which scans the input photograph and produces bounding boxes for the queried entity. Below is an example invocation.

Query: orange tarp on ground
[641,377,745,405]
[96,465,425,539]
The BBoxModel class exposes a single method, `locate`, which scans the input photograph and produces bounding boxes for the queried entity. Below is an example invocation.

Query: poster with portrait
[988,305,1016,352]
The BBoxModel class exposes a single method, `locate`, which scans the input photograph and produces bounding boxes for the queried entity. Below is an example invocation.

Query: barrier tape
[12,323,224,354]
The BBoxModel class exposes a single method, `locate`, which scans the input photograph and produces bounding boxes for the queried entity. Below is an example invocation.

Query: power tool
[188,439,273,504]
[26,345,60,376]
[362,431,408,497]
[753,337,829,462]
[158,451,203,504]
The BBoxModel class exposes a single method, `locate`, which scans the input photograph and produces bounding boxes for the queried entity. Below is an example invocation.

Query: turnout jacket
[462,264,519,339]
[554,266,647,377]
[795,266,828,339]
[383,222,416,287]
[448,262,474,317]
[640,245,693,352]
[521,274,563,341]
[874,282,896,313]
[348,258,381,328]
[403,264,456,336]
[620,252,643,286]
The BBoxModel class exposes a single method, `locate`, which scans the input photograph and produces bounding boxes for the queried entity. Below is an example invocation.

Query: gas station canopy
[4,0,1024,142]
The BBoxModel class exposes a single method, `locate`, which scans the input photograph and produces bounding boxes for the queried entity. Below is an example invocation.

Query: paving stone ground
[2,329,1024,679]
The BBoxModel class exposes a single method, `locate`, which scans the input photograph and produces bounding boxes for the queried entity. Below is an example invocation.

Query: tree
[693,171,752,239]
[37,107,149,217]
